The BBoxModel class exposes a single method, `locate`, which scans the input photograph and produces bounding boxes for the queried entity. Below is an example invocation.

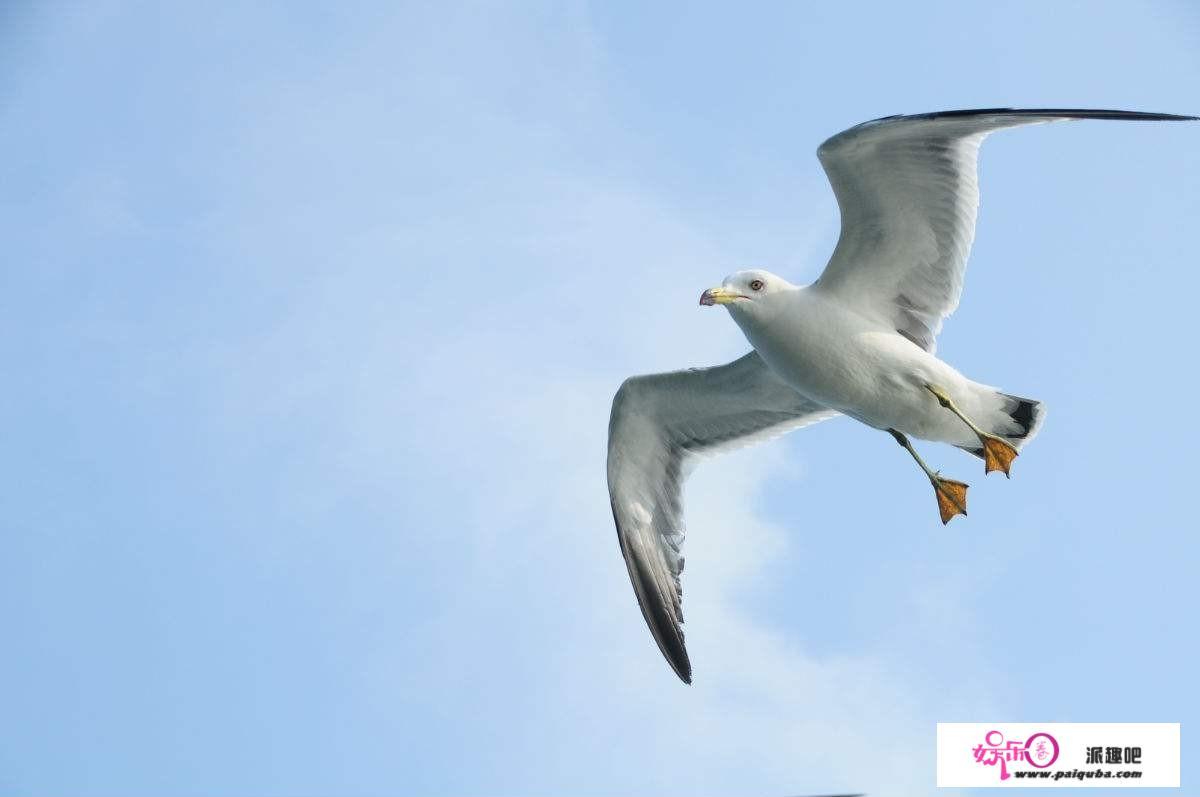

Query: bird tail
[956,390,1046,458]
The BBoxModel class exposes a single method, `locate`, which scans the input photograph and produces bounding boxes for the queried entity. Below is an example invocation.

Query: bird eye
[749,279,765,291]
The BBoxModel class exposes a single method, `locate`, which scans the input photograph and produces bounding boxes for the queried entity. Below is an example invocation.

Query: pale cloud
[189,148,1004,790]
[235,166,1004,792]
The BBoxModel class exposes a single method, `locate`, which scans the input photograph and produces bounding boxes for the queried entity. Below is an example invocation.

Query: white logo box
[936,723,1179,788]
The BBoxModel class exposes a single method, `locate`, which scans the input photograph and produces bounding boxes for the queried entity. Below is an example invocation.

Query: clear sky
[1,2,1197,795]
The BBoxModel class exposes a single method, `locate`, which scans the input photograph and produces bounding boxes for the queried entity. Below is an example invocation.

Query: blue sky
[1,1,1198,795]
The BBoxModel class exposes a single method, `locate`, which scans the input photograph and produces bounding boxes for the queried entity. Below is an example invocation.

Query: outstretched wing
[813,108,1197,352]
[606,352,836,683]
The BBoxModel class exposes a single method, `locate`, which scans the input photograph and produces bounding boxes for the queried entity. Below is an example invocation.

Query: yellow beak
[699,287,742,306]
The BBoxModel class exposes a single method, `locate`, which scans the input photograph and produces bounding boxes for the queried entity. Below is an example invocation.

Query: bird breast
[732,289,920,418]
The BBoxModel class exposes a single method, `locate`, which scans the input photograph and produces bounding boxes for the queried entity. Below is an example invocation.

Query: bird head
[699,269,792,311]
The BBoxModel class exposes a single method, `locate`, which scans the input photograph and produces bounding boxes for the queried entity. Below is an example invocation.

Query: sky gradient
[1,2,1198,795]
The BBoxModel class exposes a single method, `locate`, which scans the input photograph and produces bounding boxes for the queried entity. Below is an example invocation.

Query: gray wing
[607,352,837,683]
[813,108,1197,352]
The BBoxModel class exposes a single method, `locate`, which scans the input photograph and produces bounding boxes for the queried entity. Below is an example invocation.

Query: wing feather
[813,108,1197,352]
[606,352,836,683]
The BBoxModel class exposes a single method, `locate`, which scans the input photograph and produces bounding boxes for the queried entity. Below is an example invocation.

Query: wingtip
[865,107,1200,124]
[669,654,693,684]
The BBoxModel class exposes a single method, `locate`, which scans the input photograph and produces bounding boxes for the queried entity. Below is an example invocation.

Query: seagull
[606,108,1196,684]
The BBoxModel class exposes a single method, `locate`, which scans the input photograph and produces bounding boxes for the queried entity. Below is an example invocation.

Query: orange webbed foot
[933,476,969,524]
[981,436,1019,478]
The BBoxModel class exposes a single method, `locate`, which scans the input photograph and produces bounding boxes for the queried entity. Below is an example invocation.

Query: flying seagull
[607,108,1196,684]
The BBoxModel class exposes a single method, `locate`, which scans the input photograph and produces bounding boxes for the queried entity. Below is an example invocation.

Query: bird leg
[924,383,1019,477]
[888,428,968,525]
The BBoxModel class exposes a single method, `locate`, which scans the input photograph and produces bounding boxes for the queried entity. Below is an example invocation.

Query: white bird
[607,108,1197,684]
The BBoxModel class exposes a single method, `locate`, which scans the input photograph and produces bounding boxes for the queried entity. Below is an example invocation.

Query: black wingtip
[616,514,695,685]
[669,648,693,684]
[869,107,1199,124]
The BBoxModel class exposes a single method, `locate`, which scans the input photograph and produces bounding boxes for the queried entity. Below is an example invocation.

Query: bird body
[726,279,1034,451]
[607,107,1197,683]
